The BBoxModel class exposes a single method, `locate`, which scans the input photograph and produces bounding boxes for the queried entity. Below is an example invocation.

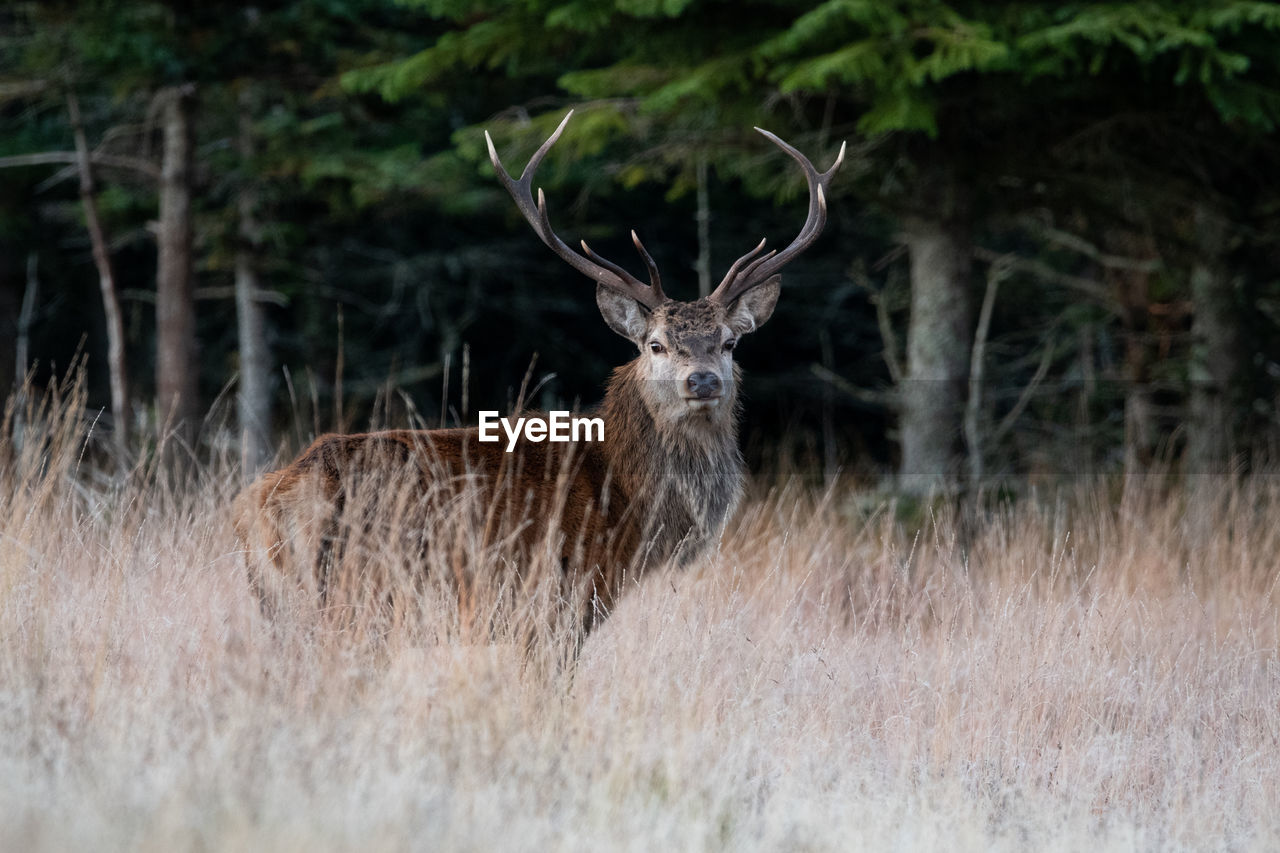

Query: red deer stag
[233,111,844,633]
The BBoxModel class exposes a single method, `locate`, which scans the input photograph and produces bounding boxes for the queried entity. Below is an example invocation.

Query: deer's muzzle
[686,372,723,400]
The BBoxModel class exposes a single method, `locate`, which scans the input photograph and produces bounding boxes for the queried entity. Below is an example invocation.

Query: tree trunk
[235,88,272,472]
[67,91,130,456]
[155,85,198,447]
[10,253,39,456]
[695,154,711,298]
[1186,204,1239,476]
[899,189,973,493]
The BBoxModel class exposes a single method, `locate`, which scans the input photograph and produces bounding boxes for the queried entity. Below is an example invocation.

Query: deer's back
[233,427,642,618]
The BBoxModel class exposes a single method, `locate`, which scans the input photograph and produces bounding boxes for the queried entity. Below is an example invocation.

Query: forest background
[3,0,1279,490]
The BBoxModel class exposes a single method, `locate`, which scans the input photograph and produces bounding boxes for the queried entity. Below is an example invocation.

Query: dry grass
[1,379,1278,851]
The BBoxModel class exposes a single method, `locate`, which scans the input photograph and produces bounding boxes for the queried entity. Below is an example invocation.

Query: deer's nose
[687,372,722,399]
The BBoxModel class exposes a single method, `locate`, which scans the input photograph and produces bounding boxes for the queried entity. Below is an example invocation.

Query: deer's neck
[600,359,745,565]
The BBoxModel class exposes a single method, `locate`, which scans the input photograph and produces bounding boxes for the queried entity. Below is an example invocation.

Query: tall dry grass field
[1,378,1278,851]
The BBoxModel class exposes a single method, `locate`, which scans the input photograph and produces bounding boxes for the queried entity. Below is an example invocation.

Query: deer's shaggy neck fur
[600,358,745,567]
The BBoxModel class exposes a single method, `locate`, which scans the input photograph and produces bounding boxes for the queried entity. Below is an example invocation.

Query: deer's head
[487,112,844,426]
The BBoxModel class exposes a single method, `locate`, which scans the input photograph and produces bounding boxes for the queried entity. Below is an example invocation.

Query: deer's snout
[687,372,722,399]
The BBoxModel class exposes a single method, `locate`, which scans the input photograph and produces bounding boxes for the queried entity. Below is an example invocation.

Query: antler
[486,110,666,310]
[709,130,846,306]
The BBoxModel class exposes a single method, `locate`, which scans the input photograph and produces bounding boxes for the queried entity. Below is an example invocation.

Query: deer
[232,111,844,636]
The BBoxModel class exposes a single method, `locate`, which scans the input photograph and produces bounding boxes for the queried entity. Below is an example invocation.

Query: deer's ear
[727,276,780,336]
[596,284,649,344]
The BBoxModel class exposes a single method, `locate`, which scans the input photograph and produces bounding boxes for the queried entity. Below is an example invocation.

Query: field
[1,382,1278,851]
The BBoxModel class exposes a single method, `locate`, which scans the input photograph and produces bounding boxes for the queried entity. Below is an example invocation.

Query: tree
[155,84,198,445]
[343,0,1280,486]
[900,200,972,491]
[235,85,272,471]
[4,0,1280,487]
[751,0,1280,485]
[0,7,146,455]
[1187,203,1239,474]
[66,90,131,456]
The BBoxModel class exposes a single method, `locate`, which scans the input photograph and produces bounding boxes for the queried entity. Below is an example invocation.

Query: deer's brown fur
[234,426,637,628]
[233,343,744,629]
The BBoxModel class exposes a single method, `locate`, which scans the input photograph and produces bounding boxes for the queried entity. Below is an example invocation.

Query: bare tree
[155,85,198,447]
[1186,202,1240,476]
[235,87,272,472]
[695,154,711,297]
[899,169,972,493]
[66,91,130,456]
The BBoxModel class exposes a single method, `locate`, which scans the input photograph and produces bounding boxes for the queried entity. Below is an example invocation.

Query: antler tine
[630,230,664,301]
[580,232,665,300]
[712,237,768,294]
[736,247,779,285]
[487,110,666,310]
[580,238,638,286]
[709,131,846,306]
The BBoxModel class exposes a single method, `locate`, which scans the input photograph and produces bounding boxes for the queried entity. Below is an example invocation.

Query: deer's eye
[649,341,666,355]
[723,339,737,353]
